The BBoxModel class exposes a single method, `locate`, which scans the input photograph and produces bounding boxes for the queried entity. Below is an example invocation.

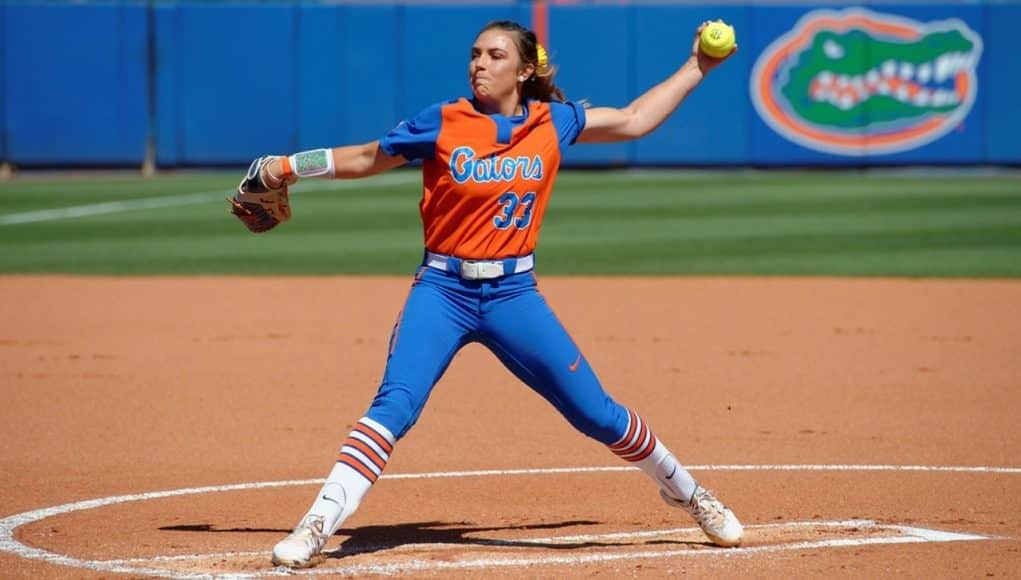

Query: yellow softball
[699,20,736,59]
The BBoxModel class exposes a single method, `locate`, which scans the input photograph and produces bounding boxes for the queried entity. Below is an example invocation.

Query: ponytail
[523,50,566,103]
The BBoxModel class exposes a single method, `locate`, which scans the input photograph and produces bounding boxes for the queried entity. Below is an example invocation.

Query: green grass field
[1,169,1019,277]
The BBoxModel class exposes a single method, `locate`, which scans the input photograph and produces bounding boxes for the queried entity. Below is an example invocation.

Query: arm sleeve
[549,101,587,148]
[379,103,444,161]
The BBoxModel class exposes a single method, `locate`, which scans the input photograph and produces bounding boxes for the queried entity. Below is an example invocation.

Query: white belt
[425,251,534,280]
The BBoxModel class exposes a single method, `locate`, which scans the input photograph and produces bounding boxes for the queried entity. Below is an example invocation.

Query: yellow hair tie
[536,44,549,74]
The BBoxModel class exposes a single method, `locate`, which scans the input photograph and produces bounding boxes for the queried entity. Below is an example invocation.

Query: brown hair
[478,20,566,103]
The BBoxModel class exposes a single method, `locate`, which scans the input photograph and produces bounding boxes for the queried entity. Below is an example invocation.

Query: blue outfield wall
[2,1,1020,167]
[1,3,6,163]
[154,3,300,165]
[153,2,530,165]
[984,3,1021,164]
[3,2,149,165]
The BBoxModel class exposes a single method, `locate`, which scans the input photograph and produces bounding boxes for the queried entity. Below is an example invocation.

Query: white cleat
[271,514,329,568]
[661,485,743,547]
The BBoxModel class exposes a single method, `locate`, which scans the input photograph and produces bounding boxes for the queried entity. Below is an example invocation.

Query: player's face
[469,29,526,105]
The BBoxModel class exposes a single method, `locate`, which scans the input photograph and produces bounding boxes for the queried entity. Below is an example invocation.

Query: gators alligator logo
[751,8,983,156]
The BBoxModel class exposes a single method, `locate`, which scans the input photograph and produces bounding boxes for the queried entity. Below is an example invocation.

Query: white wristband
[287,149,335,178]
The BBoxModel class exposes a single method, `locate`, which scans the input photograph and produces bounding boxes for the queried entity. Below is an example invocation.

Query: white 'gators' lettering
[450,146,543,184]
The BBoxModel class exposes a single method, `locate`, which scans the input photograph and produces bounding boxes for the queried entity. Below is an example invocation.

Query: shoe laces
[292,514,328,549]
[686,487,727,528]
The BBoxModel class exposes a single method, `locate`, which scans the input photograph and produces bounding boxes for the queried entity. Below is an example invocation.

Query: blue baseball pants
[364,265,630,445]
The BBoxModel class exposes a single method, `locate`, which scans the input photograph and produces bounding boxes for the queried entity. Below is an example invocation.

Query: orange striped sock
[608,409,659,462]
[337,417,395,484]
[305,417,396,535]
[609,409,697,502]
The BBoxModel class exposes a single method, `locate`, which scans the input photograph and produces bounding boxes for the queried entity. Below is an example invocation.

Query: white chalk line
[92,519,920,564]
[0,173,421,226]
[0,464,1014,578]
[377,464,1021,479]
[40,520,998,579]
[287,527,992,578]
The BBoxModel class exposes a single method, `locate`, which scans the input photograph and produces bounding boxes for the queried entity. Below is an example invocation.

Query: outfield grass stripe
[0,173,420,226]
[5,171,1016,215]
[542,207,1021,245]
[549,195,1021,219]
[0,170,1018,276]
[10,201,1013,246]
[555,173,1021,196]
[0,191,235,225]
[550,183,1021,210]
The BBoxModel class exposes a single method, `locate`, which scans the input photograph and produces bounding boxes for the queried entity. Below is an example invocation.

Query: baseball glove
[229,156,292,233]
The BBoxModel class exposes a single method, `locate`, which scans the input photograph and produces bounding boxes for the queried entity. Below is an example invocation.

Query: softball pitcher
[252,20,741,568]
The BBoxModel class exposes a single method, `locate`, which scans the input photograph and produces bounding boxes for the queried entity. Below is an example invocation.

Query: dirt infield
[1,275,1019,578]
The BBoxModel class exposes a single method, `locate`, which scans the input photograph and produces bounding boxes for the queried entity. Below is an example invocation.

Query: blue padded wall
[155,2,298,165]
[632,5,750,165]
[550,5,632,165]
[296,4,401,149]
[5,3,148,165]
[4,2,1019,167]
[0,3,6,162]
[983,3,1021,163]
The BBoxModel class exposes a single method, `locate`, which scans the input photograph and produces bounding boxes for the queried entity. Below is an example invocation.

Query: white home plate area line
[0,464,1014,579]
[94,519,987,566]
[281,522,992,578]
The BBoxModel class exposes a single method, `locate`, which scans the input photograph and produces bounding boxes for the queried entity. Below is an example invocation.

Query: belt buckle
[460,260,481,280]
[460,260,503,280]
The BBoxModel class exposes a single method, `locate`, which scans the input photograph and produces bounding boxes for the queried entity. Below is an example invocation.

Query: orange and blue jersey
[379,97,586,259]
[362,96,632,452]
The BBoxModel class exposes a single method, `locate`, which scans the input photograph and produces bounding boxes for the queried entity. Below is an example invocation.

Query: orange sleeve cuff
[280,155,294,180]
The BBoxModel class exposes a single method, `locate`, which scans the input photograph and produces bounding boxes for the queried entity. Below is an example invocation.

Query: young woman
[257,20,740,568]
